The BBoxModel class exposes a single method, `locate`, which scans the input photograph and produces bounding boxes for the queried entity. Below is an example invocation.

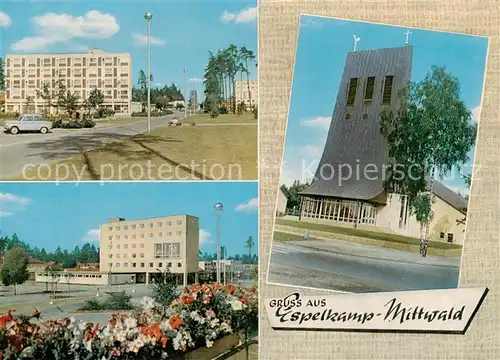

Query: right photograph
[267,15,488,293]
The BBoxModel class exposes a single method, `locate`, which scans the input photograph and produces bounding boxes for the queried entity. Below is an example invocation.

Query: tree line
[0,234,100,269]
[203,44,256,117]
[131,70,185,111]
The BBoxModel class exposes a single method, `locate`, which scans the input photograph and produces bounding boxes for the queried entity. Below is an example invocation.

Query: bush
[150,269,179,306]
[78,291,133,311]
[51,119,63,128]
[79,118,96,128]
[96,108,115,119]
[219,106,229,115]
[102,291,134,310]
[53,118,96,129]
[79,298,102,311]
[253,105,258,120]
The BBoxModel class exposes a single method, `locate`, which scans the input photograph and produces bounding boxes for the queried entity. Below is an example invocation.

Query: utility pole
[145,12,153,133]
[183,68,187,119]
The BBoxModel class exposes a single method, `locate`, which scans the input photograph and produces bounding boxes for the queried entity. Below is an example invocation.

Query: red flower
[169,315,183,330]
[180,295,193,305]
[32,309,41,320]
[239,296,247,304]
[120,313,128,319]
[226,284,235,293]
[5,311,13,322]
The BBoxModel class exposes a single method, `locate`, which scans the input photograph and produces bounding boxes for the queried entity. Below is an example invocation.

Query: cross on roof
[353,34,360,51]
[403,29,412,45]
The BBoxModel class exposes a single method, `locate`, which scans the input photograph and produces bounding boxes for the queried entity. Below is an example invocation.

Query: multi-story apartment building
[4,49,132,115]
[234,79,258,110]
[99,215,199,287]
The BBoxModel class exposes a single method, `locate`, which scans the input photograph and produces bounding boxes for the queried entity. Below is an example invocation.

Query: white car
[4,114,53,135]
[168,117,181,126]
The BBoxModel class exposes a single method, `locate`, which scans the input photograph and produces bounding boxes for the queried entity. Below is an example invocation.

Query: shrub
[96,108,114,119]
[150,269,179,306]
[79,298,102,311]
[79,118,96,128]
[51,119,63,128]
[253,105,258,120]
[132,109,174,117]
[101,291,134,310]
[219,106,229,114]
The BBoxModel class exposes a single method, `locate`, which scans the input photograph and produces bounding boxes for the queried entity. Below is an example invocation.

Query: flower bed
[0,283,257,360]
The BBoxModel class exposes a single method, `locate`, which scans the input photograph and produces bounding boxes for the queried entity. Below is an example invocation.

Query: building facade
[234,79,258,109]
[4,49,132,115]
[299,46,468,245]
[99,215,200,287]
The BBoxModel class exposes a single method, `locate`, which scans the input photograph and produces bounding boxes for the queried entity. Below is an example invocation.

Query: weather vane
[403,29,412,45]
[353,34,360,51]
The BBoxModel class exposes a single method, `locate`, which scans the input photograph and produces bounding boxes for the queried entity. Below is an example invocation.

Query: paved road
[267,239,460,293]
[0,114,186,179]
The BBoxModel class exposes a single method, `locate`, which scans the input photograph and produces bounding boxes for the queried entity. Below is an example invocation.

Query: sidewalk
[278,231,460,268]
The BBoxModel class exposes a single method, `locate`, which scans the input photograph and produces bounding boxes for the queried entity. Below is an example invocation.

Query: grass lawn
[186,112,256,124]
[275,219,463,250]
[20,122,257,181]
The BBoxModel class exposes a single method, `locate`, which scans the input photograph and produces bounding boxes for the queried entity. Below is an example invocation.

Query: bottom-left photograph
[0,181,258,360]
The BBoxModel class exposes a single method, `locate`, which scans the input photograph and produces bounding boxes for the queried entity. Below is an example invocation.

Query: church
[298,45,468,245]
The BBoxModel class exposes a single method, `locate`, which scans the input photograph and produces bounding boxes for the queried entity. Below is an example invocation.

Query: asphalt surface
[267,239,461,293]
[0,114,186,179]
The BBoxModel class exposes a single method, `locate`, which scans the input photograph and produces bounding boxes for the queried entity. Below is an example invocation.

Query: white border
[264,13,490,296]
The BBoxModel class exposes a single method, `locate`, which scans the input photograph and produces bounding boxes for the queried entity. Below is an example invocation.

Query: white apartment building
[99,215,200,287]
[234,79,258,109]
[4,49,132,115]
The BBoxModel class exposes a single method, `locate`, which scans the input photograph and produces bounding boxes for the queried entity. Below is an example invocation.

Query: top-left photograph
[0,2,257,181]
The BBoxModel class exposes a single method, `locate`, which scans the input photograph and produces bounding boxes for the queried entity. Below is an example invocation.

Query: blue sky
[0,182,258,256]
[281,15,489,196]
[0,1,257,101]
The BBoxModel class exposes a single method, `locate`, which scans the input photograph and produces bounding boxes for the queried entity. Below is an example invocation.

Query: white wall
[276,189,288,215]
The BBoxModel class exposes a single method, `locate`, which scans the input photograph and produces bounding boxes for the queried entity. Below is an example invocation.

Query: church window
[364,76,376,104]
[382,75,394,105]
[346,78,358,106]
[447,233,454,243]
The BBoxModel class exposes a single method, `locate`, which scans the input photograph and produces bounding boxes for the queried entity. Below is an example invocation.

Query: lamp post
[214,202,223,284]
[183,68,188,119]
[144,12,153,133]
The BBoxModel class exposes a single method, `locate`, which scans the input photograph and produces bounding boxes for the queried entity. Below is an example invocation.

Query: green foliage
[96,108,114,119]
[252,105,258,120]
[79,292,134,311]
[236,101,246,115]
[1,247,30,293]
[175,102,185,110]
[245,236,255,261]
[411,193,434,224]
[87,88,104,110]
[150,269,179,306]
[131,109,173,117]
[380,66,477,221]
[280,181,311,212]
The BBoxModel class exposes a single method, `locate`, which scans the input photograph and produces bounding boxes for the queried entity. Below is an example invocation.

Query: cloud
[11,10,120,52]
[235,198,258,212]
[0,193,32,217]
[220,7,257,24]
[301,116,331,130]
[471,105,481,123]
[189,77,203,83]
[132,33,166,47]
[82,229,100,243]
[0,193,32,206]
[281,144,324,186]
[0,11,11,28]
[199,229,214,246]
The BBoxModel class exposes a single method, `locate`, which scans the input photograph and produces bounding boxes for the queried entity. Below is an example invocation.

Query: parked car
[3,114,53,135]
[168,117,181,126]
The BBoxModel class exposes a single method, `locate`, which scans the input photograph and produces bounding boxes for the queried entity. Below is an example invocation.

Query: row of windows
[108,231,182,240]
[440,232,454,243]
[8,57,129,68]
[346,75,394,107]
[111,262,182,268]
[108,252,145,258]
[108,243,144,249]
[108,220,182,231]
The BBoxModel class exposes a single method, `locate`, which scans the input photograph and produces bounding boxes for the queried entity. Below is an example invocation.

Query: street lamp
[144,12,153,133]
[214,202,223,284]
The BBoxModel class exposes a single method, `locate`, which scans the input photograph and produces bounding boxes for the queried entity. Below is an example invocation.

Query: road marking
[271,244,314,255]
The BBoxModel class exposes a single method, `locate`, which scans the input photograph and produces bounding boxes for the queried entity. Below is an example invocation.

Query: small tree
[245,236,255,264]
[36,82,55,115]
[0,247,30,295]
[63,271,75,296]
[149,269,179,307]
[87,88,104,111]
[25,96,34,113]
[60,90,80,117]
[380,66,476,256]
